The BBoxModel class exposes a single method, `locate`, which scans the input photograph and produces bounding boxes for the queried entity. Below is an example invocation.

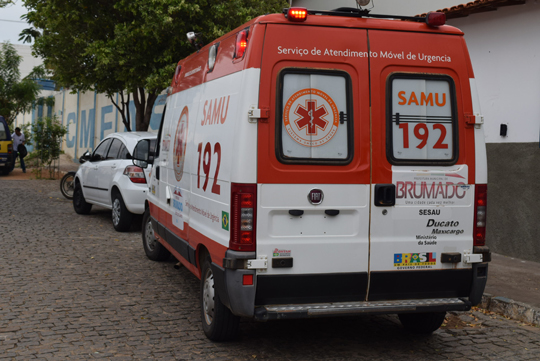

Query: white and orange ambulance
[134,6,491,341]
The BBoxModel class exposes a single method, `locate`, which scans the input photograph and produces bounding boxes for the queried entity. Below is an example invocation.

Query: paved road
[1,179,540,360]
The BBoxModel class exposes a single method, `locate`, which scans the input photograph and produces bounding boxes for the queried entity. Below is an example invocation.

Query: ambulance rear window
[277,69,353,164]
[387,74,458,165]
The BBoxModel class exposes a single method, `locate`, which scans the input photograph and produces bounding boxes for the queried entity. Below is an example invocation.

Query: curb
[479,293,540,326]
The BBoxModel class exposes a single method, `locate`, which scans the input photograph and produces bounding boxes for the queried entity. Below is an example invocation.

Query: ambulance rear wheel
[142,207,170,261]
[200,255,240,341]
[398,312,446,334]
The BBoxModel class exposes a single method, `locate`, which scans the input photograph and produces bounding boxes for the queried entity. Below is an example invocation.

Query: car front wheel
[111,191,133,232]
[73,183,92,214]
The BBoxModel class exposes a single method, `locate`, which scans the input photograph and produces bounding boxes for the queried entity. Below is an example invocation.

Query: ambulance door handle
[325,209,340,216]
[374,184,396,207]
[289,210,304,216]
[155,166,160,180]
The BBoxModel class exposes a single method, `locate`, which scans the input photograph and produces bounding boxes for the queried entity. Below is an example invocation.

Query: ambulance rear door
[368,29,476,301]
[256,23,371,305]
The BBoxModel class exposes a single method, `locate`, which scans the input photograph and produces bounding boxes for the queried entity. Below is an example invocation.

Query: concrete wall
[12,44,44,79]
[449,1,540,144]
[487,143,540,261]
[447,1,540,261]
[14,89,165,161]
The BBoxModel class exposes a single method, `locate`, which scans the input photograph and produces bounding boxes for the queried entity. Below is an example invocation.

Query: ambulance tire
[73,183,92,215]
[398,312,446,334]
[111,191,133,232]
[200,255,240,341]
[142,207,170,261]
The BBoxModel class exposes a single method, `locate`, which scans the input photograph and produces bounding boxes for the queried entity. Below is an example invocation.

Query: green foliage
[0,42,44,127]
[36,95,55,108]
[18,27,41,44]
[0,0,13,7]
[22,0,288,131]
[31,115,67,178]
[20,123,32,146]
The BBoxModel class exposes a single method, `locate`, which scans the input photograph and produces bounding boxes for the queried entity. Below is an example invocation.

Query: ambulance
[134,6,491,341]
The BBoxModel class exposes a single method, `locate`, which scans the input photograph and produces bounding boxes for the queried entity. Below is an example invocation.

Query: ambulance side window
[387,74,458,164]
[155,105,167,159]
[277,69,353,164]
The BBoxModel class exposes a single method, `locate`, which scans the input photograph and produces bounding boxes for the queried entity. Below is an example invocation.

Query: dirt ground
[1,153,79,181]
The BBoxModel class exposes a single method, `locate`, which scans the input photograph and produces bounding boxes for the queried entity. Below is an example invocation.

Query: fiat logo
[308,189,324,205]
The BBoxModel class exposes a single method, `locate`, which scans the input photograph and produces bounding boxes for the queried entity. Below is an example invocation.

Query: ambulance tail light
[230,183,257,252]
[426,12,446,27]
[286,7,308,22]
[234,28,249,60]
[123,165,147,184]
[473,184,487,246]
[7,143,12,154]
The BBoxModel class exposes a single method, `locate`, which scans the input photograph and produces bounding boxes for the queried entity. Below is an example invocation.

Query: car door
[82,138,112,202]
[96,138,123,205]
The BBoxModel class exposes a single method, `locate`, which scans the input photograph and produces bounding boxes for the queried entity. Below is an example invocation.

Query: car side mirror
[79,151,91,164]
[133,139,153,169]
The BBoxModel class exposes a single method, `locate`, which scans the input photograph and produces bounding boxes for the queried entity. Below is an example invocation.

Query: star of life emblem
[173,106,189,181]
[283,88,340,147]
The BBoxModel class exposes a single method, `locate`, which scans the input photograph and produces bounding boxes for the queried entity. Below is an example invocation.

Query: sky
[0,0,27,45]
[293,0,468,15]
[0,0,469,45]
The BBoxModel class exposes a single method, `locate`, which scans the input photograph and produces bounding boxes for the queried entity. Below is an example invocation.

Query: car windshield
[0,122,7,141]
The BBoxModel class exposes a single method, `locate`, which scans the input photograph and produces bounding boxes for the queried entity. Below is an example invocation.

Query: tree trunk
[109,92,131,132]
[133,87,159,132]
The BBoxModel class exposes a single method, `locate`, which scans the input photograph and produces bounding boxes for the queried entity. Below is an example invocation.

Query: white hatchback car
[73,132,157,231]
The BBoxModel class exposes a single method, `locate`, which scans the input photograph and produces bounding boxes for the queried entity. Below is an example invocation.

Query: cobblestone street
[1,179,540,360]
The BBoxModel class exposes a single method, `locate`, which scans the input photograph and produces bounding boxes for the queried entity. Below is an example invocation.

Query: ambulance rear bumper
[253,297,471,321]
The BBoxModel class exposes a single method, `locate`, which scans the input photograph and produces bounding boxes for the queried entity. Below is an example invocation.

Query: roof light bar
[282,8,447,27]
[426,12,446,27]
[286,7,308,22]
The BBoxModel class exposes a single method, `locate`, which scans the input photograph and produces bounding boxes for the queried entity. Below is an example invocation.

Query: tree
[0,42,45,127]
[0,1,14,7]
[22,0,288,132]
[31,115,67,179]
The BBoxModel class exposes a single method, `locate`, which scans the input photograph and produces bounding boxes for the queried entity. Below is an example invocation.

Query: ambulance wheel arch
[200,252,240,341]
[197,245,210,278]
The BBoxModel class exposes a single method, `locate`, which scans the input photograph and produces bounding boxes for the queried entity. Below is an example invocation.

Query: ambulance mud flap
[213,250,257,318]
[468,246,490,306]
[469,263,488,306]
[253,298,471,321]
